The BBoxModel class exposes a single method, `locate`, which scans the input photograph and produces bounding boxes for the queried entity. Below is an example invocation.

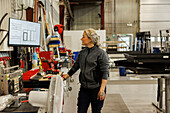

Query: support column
[137,0,140,32]
[114,0,116,34]
[101,0,105,30]
[158,78,163,109]
[67,18,71,30]
[51,0,53,24]
[26,8,33,22]
[26,8,33,70]
[60,0,65,42]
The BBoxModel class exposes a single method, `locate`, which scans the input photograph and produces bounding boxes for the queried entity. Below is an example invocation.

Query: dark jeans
[77,86,106,113]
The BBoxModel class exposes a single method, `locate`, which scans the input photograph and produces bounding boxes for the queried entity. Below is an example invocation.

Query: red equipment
[54,24,63,35]
[39,51,60,74]
[42,59,59,74]
[23,69,40,81]
[39,51,54,72]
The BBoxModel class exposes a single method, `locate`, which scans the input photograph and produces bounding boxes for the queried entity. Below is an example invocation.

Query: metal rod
[114,0,116,33]
[160,30,163,52]
[165,75,170,113]
[157,78,163,109]
[152,102,165,113]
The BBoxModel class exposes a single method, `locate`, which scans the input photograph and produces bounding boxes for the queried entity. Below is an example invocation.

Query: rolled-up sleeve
[67,53,80,76]
[98,51,109,80]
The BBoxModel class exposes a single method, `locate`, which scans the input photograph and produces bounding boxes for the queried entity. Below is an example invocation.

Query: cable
[0,13,8,28]
[0,32,8,46]
[20,5,23,20]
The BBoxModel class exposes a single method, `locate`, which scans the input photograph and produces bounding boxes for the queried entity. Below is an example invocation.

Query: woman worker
[63,28,109,113]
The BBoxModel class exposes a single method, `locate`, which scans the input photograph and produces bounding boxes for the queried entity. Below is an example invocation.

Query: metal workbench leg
[158,78,163,110]
[165,75,170,113]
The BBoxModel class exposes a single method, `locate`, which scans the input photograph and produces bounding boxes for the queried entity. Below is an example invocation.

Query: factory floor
[62,68,160,113]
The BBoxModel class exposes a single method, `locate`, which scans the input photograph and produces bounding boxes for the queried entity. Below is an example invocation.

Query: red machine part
[42,59,60,74]
[20,59,25,68]
[0,57,11,61]
[3,59,6,67]
[23,69,40,81]
[39,51,54,72]
[54,24,63,35]
[59,47,66,53]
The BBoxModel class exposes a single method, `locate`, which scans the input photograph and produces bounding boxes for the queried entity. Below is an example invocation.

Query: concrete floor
[62,68,159,113]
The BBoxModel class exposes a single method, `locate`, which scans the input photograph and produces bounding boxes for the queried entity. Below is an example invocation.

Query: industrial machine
[0,53,23,95]
[0,65,23,95]
[114,52,170,113]
[115,53,170,74]
[114,31,170,113]
[135,31,151,53]
[160,29,170,53]
[28,75,63,113]
[115,30,170,74]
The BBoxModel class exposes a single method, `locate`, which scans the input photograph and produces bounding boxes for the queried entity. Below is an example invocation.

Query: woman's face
[81,32,92,46]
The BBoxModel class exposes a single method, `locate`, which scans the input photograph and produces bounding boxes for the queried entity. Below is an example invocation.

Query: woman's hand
[97,79,107,101]
[97,89,105,101]
[62,74,70,80]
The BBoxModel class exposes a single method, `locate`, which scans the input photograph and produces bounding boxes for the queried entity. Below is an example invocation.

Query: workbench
[23,72,63,88]
[114,52,170,113]
[127,73,170,113]
[1,72,63,113]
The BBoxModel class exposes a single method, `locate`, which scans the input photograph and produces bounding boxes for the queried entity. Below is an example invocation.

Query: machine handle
[21,100,29,103]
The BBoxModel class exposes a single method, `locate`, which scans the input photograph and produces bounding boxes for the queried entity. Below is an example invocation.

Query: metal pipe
[157,78,163,109]
[34,0,38,22]
[59,0,64,42]
[137,0,140,32]
[160,30,163,52]
[152,103,165,113]
[114,0,116,34]
[51,0,53,24]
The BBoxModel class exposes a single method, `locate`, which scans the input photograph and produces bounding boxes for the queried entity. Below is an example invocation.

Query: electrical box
[0,69,23,95]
